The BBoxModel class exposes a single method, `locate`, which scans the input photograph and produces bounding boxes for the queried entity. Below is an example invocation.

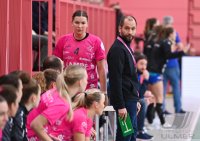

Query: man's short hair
[119,15,137,27]
[163,16,174,26]
[43,56,63,73]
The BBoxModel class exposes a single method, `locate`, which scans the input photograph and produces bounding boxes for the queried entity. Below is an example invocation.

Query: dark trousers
[137,99,147,131]
[32,34,48,70]
[116,100,137,141]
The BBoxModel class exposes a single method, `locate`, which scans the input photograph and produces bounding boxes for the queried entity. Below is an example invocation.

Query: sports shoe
[163,110,172,115]
[176,109,186,114]
[137,131,154,140]
[162,122,172,128]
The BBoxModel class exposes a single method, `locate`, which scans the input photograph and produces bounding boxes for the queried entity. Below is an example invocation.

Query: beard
[120,34,134,43]
[125,35,134,42]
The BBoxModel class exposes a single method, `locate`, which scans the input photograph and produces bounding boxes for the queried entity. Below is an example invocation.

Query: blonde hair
[56,65,87,121]
[73,88,107,110]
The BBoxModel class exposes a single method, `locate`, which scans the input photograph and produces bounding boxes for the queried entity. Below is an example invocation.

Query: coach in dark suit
[107,16,140,141]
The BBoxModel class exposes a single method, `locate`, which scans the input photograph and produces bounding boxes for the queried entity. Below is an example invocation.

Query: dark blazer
[107,38,139,110]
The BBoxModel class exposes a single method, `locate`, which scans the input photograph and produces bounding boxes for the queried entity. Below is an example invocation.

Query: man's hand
[118,108,127,121]
[142,70,149,80]
[183,43,191,54]
[137,102,141,115]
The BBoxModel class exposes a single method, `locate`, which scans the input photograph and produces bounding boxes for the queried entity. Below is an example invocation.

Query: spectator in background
[162,16,186,114]
[32,2,48,35]
[53,10,107,92]
[110,2,124,37]
[32,1,56,71]
[134,52,154,140]
[32,32,48,71]
[32,1,48,71]
[32,1,56,36]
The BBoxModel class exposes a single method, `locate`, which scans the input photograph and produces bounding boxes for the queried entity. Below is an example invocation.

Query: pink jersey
[26,108,39,140]
[53,33,106,89]
[26,88,70,141]
[63,107,93,140]
[0,129,2,141]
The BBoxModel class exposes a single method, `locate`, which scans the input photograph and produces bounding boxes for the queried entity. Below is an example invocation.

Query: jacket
[107,37,139,110]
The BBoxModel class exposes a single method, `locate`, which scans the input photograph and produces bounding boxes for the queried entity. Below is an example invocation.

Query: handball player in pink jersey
[29,65,88,141]
[64,89,106,141]
[53,10,107,93]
